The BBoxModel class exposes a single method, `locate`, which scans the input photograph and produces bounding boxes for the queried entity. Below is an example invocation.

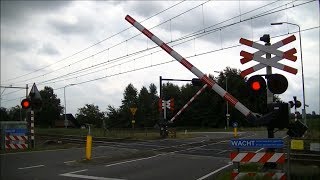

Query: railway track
[37,133,320,165]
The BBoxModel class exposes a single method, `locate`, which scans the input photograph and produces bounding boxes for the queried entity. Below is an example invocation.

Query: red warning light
[247,75,266,93]
[251,81,261,91]
[21,99,31,109]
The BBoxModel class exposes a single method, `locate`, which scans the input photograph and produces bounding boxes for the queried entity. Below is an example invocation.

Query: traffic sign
[230,138,284,149]
[239,35,297,77]
[5,128,28,135]
[232,122,238,128]
[130,107,137,116]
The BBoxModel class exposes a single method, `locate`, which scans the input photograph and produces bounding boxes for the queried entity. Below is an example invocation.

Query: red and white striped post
[170,84,208,122]
[125,15,258,123]
[30,110,35,148]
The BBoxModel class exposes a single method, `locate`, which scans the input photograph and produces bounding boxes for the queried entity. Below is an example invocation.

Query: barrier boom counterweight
[125,15,259,123]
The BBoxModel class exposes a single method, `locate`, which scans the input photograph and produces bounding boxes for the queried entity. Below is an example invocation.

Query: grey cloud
[38,43,60,56]
[0,37,32,52]
[1,1,71,24]
[124,1,164,18]
[48,16,95,35]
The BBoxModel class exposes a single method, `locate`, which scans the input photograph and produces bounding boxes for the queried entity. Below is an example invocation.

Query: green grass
[305,118,320,139]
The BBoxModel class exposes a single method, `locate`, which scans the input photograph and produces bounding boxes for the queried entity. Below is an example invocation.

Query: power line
[1,0,316,97]
[14,0,283,85]
[34,0,315,85]
[2,0,186,83]
[2,26,319,104]
[4,0,210,85]
[54,26,319,89]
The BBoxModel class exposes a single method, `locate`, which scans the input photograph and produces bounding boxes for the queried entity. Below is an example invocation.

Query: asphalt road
[0,130,286,180]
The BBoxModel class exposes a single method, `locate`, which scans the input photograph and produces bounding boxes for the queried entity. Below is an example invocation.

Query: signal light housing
[267,102,290,129]
[21,99,31,109]
[191,78,203,86]
[247,75,266,93]
[267,74,288,94]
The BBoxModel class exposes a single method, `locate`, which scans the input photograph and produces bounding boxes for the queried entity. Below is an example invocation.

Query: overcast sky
[1,1,319,117]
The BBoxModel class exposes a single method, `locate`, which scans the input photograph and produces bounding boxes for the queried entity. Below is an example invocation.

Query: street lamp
[271,22,306,124]
[64,84,76,128]
[214,71,229,129]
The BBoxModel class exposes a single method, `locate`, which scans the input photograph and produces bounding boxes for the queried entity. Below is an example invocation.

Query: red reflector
[251,82,261,91]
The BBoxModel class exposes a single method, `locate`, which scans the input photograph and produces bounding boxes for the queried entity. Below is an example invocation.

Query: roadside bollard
[233,122,238,138]
[86,125,92,160]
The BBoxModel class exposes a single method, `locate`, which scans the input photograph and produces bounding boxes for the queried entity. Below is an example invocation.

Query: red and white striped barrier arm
[230,152,285,163]
[231,172,286,180]
[125,15,258,123]
[170,84,208,123]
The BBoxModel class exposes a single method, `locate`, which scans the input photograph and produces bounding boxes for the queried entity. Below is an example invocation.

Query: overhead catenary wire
[2,26,319,104]
[0,0,312,96]
[4,0,287,86]
[1,0,316,98]
[33,0,314,86]
[17,0,293,86]
[4,0,210,85]
[1,0,187,83]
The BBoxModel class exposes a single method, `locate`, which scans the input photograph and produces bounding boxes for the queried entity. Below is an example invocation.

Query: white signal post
[125,15,259,123]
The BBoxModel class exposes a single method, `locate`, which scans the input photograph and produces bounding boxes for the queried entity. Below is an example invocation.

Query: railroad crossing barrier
[230,138,286,180]
[125,14,260,125]
[0,121,29,151]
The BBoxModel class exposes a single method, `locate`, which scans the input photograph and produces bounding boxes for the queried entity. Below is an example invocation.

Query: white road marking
[64,160,76,164]
[105,154,162,167]
[60,169,125,180]
[18,164,45,170]
[217,150,230,154]
[196,162,233,180]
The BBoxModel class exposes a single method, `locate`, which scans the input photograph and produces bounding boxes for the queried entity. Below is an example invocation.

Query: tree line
[1,67,318,128]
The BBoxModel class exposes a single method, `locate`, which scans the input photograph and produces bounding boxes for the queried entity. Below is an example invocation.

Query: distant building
[55,114,81,128]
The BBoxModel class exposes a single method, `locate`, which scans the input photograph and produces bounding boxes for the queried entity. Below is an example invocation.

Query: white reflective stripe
[170,51,184,62]
[151,36,163,47]
[133,22,144,32]
[273,173,285,179]
[252,55,286,70]
[250,152,265,162]
[9,144,16,149]
[31,136,35,140]
[212,84,226,97]
[237,173,246,180]
[235,103,251,116]
[31,129,34,134]
[191,67,204,78]
[232,153,247,162]
[268,153,283,162]
[252,42,285,58]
